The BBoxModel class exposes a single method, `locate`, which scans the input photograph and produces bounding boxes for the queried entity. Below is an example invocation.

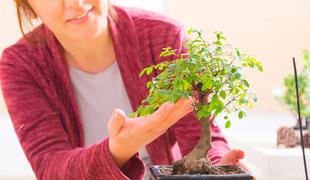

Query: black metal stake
[293,57,308,180]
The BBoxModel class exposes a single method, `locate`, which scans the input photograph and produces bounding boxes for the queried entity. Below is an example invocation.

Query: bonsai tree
[275,50,310,148]
[131,28,263,175]
[275,50,310,118]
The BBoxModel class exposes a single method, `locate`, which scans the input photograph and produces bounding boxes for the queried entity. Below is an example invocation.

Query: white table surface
[219,111,309,180]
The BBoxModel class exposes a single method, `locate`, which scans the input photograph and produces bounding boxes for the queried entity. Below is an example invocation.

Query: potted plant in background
[131,28,263,179]
[274,50,310,148]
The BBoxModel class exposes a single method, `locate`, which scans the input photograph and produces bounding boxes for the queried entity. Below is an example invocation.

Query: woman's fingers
[174,97,194,117]
[160,97,194,127]
[146,97,194,135]
[139,97,193,135]
[107,109,126,137]
[219,149,245,165]
[143,101,175,127]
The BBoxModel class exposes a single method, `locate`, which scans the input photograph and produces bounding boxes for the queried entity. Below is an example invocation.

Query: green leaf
[197,105,211,120]
[214,104,223,116]
[128,113,135,118]
[256,64,263,72]
[146,96,155,104]
[147,82,152,88]
[187,28,194,35]
[252,94,258,102]
[173,78,180,90]
[215,47,222,53]
[248,61,254,68]
[238,111,244,119]
[234,72,241,79]
[168,94,180,103]
[160,47,176,57]
[215,81,222,91]
[215,31,226,40]
[217,33,221,40]
[182,79,192,90]
[241,63,248,67]
[140,105,155,116]
[241,79,250,88]
[231,68,237,73]
[225,121,231,128]
[220,91,227,99]
[304,50,309,60]
[197,110,204,119]
[240,98,249,104]
[193,75,200,84]
[202,79,213,91]
[145,67,153,75]
[190,54,201,61]
[249,103,254,109]
[236,49,241,57]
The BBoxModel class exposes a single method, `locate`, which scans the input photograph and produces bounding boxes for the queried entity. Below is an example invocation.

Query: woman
[0,0,255,179]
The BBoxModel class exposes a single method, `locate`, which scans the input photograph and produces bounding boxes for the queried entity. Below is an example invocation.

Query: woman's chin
[67,25,106,40]
[64,16,107,40]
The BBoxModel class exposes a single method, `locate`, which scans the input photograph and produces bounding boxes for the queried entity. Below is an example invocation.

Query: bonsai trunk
[172,115,223,174]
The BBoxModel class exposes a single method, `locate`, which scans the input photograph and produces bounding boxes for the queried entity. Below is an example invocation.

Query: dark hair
[14,0,38,37]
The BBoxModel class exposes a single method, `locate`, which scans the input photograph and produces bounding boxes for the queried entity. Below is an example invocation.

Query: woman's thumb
[108,109,126,137]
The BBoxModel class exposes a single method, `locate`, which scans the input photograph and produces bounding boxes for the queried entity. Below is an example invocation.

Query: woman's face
[27,0,109,40]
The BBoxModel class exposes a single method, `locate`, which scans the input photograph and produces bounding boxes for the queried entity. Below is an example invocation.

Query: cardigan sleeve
[0,48,145,180]
[170,25,231,165]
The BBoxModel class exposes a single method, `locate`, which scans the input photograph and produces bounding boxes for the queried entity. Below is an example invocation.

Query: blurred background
[0,0,309,179]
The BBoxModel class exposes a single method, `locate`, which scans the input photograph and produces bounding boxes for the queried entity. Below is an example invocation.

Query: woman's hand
[219,149,257,180]
[107,97,194,167]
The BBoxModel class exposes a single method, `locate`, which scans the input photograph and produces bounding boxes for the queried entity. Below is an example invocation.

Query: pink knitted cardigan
[0,6,230,180]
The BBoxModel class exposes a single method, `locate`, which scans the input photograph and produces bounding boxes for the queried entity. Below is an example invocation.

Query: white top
[68,62,149,159]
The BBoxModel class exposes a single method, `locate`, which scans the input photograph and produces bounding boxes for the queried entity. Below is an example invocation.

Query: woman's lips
[67,7,94,25]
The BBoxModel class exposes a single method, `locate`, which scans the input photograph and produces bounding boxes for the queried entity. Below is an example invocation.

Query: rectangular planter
[150,165,253,180]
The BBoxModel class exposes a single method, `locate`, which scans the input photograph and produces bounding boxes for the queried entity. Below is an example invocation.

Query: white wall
[167,0,310,112]
[0,1,20,114]
[0,1,21,54]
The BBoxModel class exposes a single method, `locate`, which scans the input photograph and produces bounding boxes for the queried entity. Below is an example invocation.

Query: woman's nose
[64,0,84,8]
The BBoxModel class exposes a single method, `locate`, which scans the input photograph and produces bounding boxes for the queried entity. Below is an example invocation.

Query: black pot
[150,165,253,180]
